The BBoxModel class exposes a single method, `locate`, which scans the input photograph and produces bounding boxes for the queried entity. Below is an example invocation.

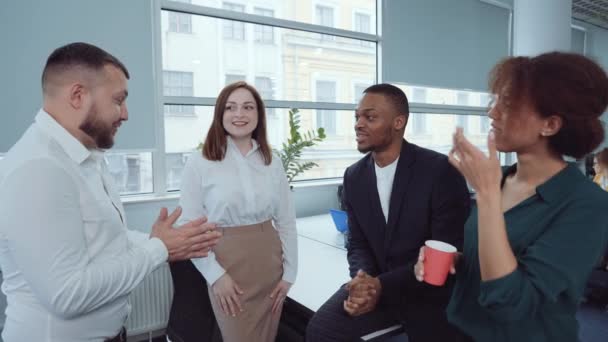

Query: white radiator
[126,262,174,338]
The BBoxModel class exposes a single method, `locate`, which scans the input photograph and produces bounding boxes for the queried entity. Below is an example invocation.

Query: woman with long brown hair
[177,81,297,341]
[415,52,608,341]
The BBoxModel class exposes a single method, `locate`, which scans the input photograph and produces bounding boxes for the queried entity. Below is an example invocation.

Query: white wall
[0,0,159,152]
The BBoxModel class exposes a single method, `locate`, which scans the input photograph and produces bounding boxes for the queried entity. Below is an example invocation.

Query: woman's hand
[212,273,244,317]
[448,127,502,197]
[269,280,292,315]
[414,246,461,282]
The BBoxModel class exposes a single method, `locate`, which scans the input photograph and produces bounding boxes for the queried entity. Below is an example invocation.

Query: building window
[161,4,378,182]
[168,0,192,33]
[315,5,335,41]
[169,13,192,33]
[225,74,246,86]
[316,80,336,135]
[254,8,274,43]
[354,12,372,47]
[223,2,245,40]
[163,71,194,115]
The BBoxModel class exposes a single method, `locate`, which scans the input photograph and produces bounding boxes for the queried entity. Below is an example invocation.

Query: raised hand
[150,207,221,262]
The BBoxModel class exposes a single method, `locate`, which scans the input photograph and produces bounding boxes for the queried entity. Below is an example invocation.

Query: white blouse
[177,137,298,286]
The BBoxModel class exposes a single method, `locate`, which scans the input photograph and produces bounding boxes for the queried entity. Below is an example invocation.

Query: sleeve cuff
[141,237,169,267]
[478,268,521,308]
[192,254,226,286]
[282,265,297,284]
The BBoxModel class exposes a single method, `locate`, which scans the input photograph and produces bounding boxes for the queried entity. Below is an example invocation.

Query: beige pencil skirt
[207,220,284,342]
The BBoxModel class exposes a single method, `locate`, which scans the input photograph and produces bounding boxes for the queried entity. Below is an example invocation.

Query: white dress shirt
[374,157,399,222]
[0,110,168,342]
[178,136,298,286]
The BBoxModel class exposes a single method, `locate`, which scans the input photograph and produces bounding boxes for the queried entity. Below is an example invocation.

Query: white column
[513,0,572,56]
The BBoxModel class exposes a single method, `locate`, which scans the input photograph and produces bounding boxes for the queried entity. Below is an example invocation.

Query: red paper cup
[423,240,457,286]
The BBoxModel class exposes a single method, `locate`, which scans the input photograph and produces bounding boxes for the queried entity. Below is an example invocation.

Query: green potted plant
[275,108,326,184]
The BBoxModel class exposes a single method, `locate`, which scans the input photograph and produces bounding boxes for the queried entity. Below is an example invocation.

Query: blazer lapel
[384,140,416,252]
[364,156,388,235]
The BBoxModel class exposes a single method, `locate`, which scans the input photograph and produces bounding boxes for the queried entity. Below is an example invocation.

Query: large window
[411,88,427,134]
[315,5,335,41]
[169,13,192,33]
[354,12,372,47]
[105,152,153,195]
[395,83,510,166]
[163,71,195,115]
[166,152,191,191]
[222,2,245,40]
[254,8,274,43]
[160,1,378,185]
[406,113,490,156]
[184,0,377,34]
[168,0,193,33]
[255,76,275,116]
[315,80,337,135]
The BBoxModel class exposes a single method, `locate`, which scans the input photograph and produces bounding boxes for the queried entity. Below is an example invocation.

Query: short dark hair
[363,83,410,120]
[42,42,130,92]
[490,52,608,159]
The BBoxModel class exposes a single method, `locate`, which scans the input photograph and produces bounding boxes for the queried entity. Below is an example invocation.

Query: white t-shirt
[374,157,399,222]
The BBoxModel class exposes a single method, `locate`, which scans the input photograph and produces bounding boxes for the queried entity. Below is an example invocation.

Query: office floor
[131,302,607,342]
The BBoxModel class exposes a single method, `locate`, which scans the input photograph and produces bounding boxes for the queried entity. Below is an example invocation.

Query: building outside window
[354,12,372,47]
[315,5,335,41]
[161,1,377,182]
[222,2,245,40]
[254,8,274,43]
[163,71,195,115]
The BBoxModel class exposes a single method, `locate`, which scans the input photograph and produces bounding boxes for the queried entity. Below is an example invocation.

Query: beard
[357,125,394,153]
[79,105,116,149]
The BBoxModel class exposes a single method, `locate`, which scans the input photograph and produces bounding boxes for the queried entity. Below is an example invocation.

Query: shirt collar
[227,135,259,157]
[35,109,93,165]
[502,162,582,203]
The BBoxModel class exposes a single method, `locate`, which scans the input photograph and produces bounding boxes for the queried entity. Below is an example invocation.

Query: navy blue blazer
[343,140,470,309]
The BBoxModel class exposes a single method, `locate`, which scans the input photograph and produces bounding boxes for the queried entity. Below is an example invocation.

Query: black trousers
[166,260,222,342]
[305,287,472,342]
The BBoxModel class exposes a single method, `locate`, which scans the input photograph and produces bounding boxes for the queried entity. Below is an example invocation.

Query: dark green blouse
[447,163,608,342]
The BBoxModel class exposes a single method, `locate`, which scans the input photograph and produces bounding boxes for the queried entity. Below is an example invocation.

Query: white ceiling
[573,0,608,29]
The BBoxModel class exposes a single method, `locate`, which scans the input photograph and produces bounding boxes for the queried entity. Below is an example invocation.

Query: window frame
[153,0,378,195]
